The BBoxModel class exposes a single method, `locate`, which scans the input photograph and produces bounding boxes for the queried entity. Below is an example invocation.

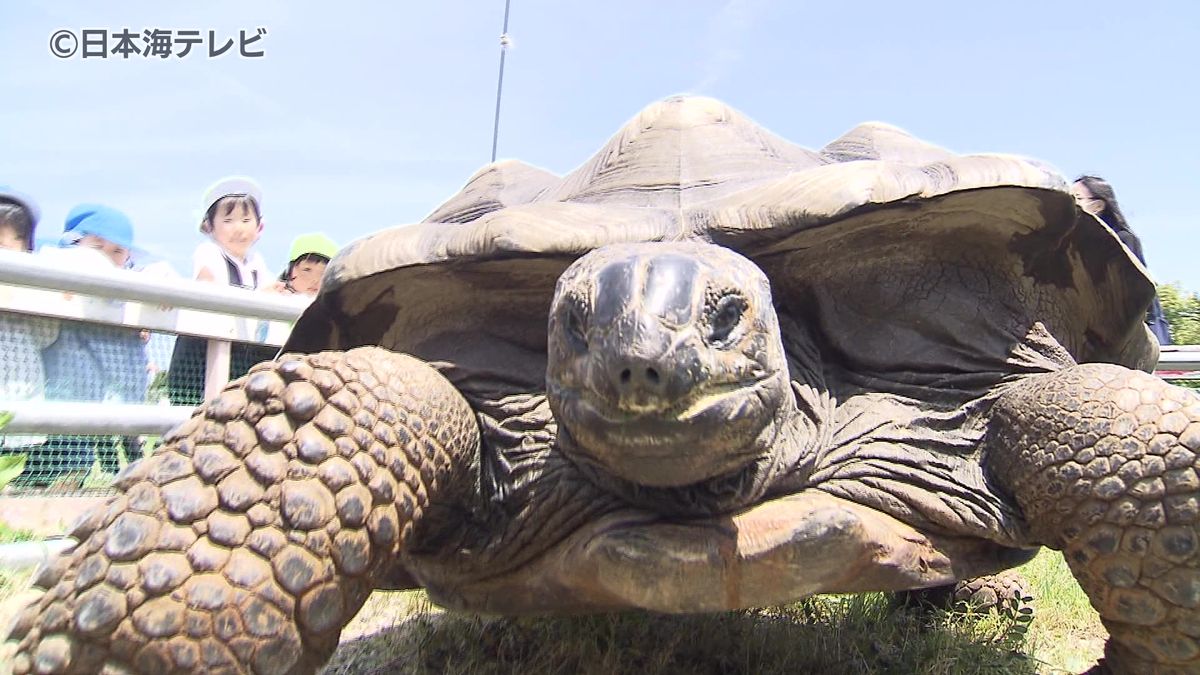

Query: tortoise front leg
[2,347,480,675]
[987,363,1200,674]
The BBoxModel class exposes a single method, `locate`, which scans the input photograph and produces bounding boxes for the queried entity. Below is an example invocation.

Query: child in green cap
[279,232,338,295]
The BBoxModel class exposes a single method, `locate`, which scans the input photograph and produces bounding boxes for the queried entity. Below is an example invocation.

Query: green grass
[0,523,37,545]
[0,523,40,639]
[1021,549,1107,672]
[0,538,1102,674]
[327,596,1035,675]
[1168,378,1200,390]
[0,567,34,621]
[6,435,163,494]
[321,549,1104,674]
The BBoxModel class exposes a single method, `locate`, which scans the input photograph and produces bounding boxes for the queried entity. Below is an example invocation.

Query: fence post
[204,338,232,400]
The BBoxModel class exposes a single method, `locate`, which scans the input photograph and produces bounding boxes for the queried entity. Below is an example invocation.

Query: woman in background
[1071,175,1173,345]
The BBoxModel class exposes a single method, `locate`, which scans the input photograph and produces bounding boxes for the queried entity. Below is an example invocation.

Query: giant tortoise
[5,96,1197,674]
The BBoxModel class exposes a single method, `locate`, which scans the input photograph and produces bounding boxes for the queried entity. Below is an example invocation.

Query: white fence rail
[0,249,308,435]
[1,401,193,435]
[1158,346,1200,373]
[0,248,1197,437]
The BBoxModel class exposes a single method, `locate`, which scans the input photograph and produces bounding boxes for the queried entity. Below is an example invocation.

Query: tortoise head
[547,241,793,487]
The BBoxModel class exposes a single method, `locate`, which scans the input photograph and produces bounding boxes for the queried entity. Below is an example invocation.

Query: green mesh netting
[0,313,275,494]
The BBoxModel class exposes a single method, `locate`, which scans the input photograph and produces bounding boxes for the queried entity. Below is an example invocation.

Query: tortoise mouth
[550,372,786,487]
[582,374,773,425]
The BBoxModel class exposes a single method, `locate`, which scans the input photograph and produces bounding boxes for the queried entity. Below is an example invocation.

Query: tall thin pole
[490,0,513,163]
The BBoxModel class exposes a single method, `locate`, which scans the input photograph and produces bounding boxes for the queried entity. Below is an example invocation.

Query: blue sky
[2,1,1198,289]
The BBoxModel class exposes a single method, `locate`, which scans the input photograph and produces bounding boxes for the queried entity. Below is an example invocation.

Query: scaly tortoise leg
[895,569,1034,619]
[987,363,1200,674]
[2,346,480,675]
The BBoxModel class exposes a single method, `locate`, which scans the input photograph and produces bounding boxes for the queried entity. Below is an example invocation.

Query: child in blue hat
[37,205,149,483]
[55,204,137,267]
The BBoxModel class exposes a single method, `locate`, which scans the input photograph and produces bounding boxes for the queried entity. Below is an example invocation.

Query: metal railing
[0,250,307,323]
[1157,345,1200,373]
[0,248,309,435]
[0,247,1197,437]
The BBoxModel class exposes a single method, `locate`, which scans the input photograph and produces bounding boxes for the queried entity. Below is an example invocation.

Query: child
[0,188,59,485]
[192,176,274,288]
[0,188,38,252]
[280,232,338,295]
[167,176,280,406]
[39,205,149,481]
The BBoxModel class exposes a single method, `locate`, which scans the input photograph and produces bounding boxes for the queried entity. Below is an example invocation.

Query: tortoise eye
[708,294,747,345]
[565,302,589,351]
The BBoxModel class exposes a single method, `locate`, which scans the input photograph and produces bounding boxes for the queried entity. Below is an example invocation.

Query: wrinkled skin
[548,242,797,493]
[5,242,1200,675]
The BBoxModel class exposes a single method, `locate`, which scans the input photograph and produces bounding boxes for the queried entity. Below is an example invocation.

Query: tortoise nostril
[614,364,665,394]
[614,362,666,399]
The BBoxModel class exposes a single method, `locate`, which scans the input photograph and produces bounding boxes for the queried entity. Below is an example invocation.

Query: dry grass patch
[324,550,1104,674]
[325,593,1040,674]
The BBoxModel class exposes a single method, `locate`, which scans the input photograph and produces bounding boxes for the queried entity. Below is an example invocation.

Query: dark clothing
[35,320,149,480]
[43,322,148,404]
[1147,297,1173,346]
[1107,223,1172,346]
[1114,228,1146,266]
[167,337,277,407]
[166,250,277,406]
